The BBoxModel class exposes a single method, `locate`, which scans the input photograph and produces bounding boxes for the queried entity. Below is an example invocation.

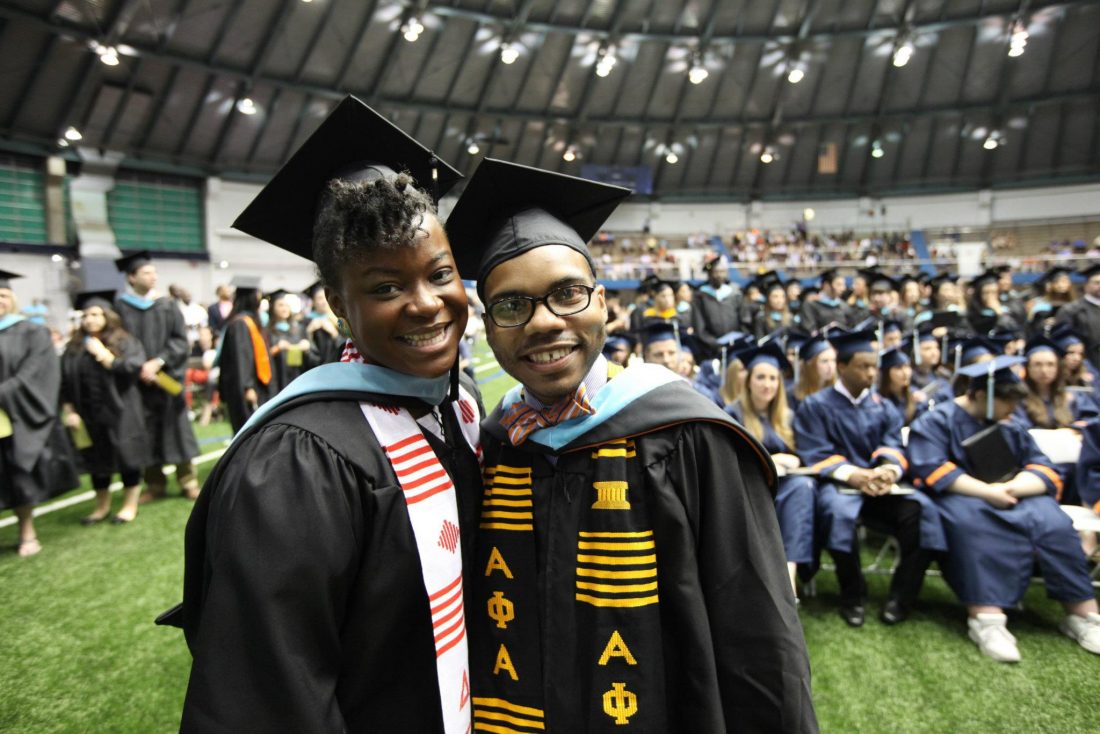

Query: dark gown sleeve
[1015,425,1065,499]
[1076,418,1100,511]
[793,397,852,479]
[181,424,366,734]
[869,400,909,475]
[221,319,260,392]
[665,422,818,732]
[0,323,62,472]
[158,300,192,373]
[113,334,147,381]
[907,409,964,494]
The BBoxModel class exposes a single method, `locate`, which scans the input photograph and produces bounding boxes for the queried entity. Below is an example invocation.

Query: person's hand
[244,388,258,407]
[913,389,927,403]
[847,468,877,495]
[296,339,310,351]
[984,484,1019,509]
[772,453,801,470]
[276,339,292,351]
[84,337,108,359]
[865,467,896,496]
[140,358,162,383]
[64,412,81,429]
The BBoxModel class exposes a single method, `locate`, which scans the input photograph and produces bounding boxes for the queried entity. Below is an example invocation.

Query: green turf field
[2,350,1096,732]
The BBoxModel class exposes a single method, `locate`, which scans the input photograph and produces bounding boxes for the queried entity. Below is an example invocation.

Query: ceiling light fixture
[665,151,679,164]
[787,67,805,84]
[64,126,82,141]
[236,97,257,115]
[402,15,425,42]
[563,147,577,162]
[595,46,617,78]
[467,142,480,155]
[99,46,120,66]
[871,140,885,159]
[892,40,914,67]
[760,147,776,164]
[1008,22,1028,57]
[982,132,1002,150]
[500,42,520,65]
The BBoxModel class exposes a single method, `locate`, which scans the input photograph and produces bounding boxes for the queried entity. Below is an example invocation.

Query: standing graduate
[690,257,742,359]
[0,270,80,556]
[61,292,152,524]
[726,342,816,598]
[303,280,344,367]
[793,329,946,627]
[215,275,271,432]
[263,289,311,394]
[798,269,851,333]
[908,357,1100,662]
[167,96,483,733]
[114,251,201,500]
[449,158,816,733]
[1056,263,1100,373]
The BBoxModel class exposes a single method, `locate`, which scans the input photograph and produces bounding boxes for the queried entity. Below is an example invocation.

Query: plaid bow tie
[499,382,595,446]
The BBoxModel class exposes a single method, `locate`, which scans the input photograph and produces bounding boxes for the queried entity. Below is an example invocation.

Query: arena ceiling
[0,0,1097,200]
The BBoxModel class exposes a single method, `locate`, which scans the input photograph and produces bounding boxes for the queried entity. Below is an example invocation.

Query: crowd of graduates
[603,258,1100,662]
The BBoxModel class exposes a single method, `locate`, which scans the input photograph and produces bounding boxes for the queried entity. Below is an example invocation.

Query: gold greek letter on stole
[592,481,630,510]
[494,643,519,681]
[597,630,637,666]
[487,591,515,629]
[602,682,638,725]
[485,546,514,578]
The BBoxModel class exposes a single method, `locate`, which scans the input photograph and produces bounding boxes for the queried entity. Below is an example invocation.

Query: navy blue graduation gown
[793,387,946,554]
[907,402,1093,607]
[1077,417,1100,513]
[728,402,816,564]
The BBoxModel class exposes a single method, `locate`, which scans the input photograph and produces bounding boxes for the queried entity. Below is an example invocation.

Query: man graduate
[691,257,742,360]
[1057,263,1100,372]
[448,158,817,733]
[793,329,946,627]
[798,268,851,333]
[114,251,201,499]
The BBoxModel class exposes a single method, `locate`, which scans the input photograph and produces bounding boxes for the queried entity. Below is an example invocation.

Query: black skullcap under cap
[115,250,153,274]
[447,158,632,300]
[0,269,22,290]
[73,289,117,312]
[232,95,463,262]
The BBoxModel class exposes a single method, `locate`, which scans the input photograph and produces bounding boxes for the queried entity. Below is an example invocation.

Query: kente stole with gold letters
[469,363,674,733]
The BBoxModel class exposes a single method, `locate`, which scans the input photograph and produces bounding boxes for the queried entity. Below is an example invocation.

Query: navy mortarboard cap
[115,250,153,274]
[988,327,1022,350]
[853,317,877,332]
[233,96,462,262]
[828,328,878,361]
[957,354,1027,420]
[716,330,750,349]
[734,341,791,374]
[0,269,22,290]
[953,336,1000,365]
[799,334,833,362]
[882,319,903,335]
[915,324,939,343]
[800,285,821,299]
[603,332,637,353]
[1024,334,1063,358]
[448,158,632,298]
[1080,263,1100,279]
[879,347,910,371]
[784,330,811,353]
[1048,324,1082,350]
[73,289,117,312]
[916,272,932,286]
[230,275,263,294]
[640,320,681,347]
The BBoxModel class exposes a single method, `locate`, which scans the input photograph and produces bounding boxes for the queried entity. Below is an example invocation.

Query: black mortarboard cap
[828,328,878,361]
[448,158,632,298]
[799,334,833,362]
[73,289,117,312]
[640,320,681,347]
[231,275,263,294]
[1034,266,1072,291]
[603,332,638,353]
[879,347,910,371]
[0,269,22,290]
[1024,334,1063,358]
[734,341,791,374]
[1048,324,1082,351]
[956,354,1025,383]
[1080,263,1100,279]
[702,256,727,273]
[818,268,841,286]
[232,96,463,262]
[869,272,899,292]
[266,289,291,302]
[115,250,153,274]
[928,272,958,289]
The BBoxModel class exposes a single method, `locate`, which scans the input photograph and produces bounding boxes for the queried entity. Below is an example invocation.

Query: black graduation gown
[1057,298,1100,372]
[217,313,272,432]
[307,319,345,368]
[0,318,80,509]
[470,375,817,733]
[172,392,482,733]
[691,287,743,359]
[60,336,152,476]
[798,298,850,333]
[115,295,199,465]
[265,321,309,394]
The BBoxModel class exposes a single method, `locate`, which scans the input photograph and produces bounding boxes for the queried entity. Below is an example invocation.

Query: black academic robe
[265,321,309,394]
[470,375,817,733]
[172,390,482,733]
[0,318,80,509]
[307,319,345,368]
[217,313,272,432]
[1057,299,1100,372]
[115,295,199,465]
[691,286,743,359]
[60,336,152,476]
[799,298,851,333]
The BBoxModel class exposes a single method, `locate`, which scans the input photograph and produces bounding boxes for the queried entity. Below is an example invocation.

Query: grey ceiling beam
[429,18,485,159]
[979,0,1032,186]
[947,25,979,184]
[66,0,147,135]
[3,33,56,131]
[829,0,885,190]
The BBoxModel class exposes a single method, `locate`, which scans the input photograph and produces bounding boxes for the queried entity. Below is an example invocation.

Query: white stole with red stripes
[359,386,481,734]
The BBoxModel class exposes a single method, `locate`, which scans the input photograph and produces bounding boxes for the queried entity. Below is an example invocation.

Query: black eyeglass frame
[487,284,597,328]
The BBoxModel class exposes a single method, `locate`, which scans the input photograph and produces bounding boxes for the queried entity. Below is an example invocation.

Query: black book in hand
[960,423,1018,483]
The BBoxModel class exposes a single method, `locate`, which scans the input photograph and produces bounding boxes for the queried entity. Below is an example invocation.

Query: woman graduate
[215,275,271,432]
[876,346,917,426]
[166,97,483,734]
[1015,335,1098,429]
[788,333,836,412]
[0,270,80,556]
[263,289,311,393]
[60,291,152,524]
[908,356,1100,662]
[726,342,816,597]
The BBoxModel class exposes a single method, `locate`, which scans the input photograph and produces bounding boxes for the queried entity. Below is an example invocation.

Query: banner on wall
[580,164,651,195]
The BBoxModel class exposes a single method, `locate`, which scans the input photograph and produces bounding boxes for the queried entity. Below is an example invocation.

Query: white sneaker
[968,613,1021,663]
[1059,612,1100,654]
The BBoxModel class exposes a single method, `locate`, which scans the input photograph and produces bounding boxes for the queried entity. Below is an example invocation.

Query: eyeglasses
[487,284,596,328]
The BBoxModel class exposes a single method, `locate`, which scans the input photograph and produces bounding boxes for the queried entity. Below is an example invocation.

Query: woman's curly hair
[312,172,436,289]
